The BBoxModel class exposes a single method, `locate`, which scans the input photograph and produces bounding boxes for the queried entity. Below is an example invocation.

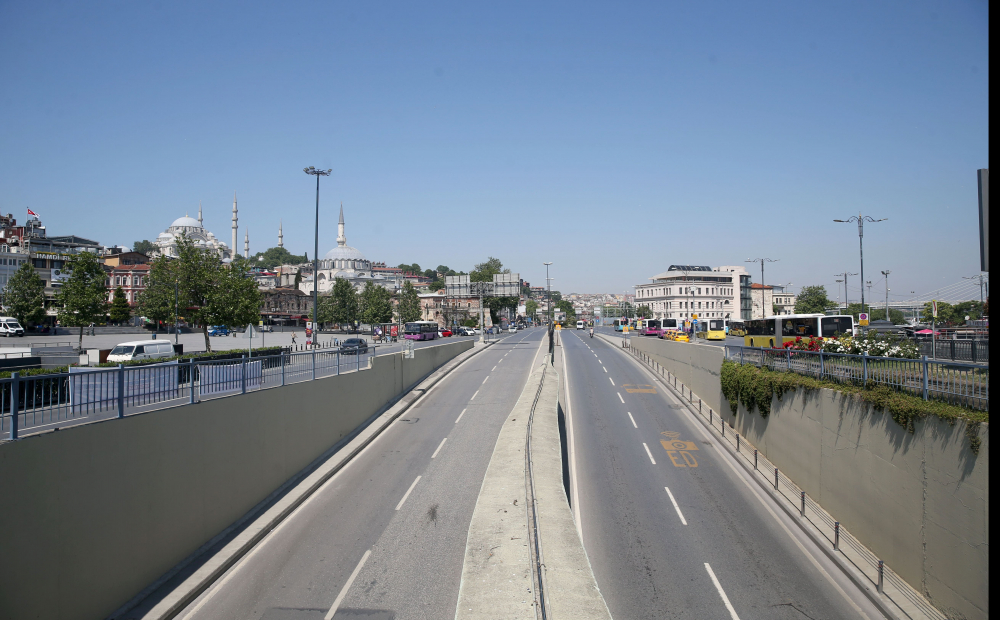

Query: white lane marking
[482,375,489,384]
[704,563,740,620]
[470,390,479,401]
[431,438,447,459]
[665,487,687,525]
[324,549,372,620]
[609,377,615,386]
[627,412,637,428]
[603,366,607,373]
[598,359,602,363]
[617,392,624,403]
[618,348,874,620]
[643,443,657,464]
[395,476,422,511]
[561,337,582,537]
[455,408,467,423]
[492,365,497,371]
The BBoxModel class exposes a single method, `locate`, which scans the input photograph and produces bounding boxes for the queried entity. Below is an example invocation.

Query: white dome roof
[324,245,367,261]
[170,216,202,228]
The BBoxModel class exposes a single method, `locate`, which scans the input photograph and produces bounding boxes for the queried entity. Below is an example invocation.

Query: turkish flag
[27,208,38,217]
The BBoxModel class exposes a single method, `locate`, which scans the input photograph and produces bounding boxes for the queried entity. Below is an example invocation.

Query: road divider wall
[0,339,473,620]
[611,334,988,620]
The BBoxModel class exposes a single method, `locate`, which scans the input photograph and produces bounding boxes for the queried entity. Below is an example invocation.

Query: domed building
[298,205,398,294]
[152,203,233,260]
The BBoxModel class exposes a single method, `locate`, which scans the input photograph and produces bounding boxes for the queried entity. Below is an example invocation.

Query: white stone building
[634,265,740,321]
[152,202,233,260]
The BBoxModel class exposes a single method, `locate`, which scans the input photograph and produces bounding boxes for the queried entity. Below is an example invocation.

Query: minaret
[337,203,346,247]
[278,220,284,248]
[198,201,203,227]
[231,191,238,253]
[244,229,249,258]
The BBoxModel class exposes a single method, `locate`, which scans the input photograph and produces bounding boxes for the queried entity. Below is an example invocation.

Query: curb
[123,339,495,620]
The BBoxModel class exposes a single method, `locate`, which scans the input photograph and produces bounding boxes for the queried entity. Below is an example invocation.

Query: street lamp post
[834,213,886,323]
[881,270,891,322]
[962,274,989,310]
[746,258,778,318]
[303,167,332,348]
[834,272,857,312]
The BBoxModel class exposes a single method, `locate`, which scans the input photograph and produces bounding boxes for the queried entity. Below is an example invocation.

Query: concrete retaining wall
[618,336,988,620]
[0,340,472,620]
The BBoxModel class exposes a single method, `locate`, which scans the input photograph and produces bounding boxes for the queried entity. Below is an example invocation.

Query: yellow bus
[744,314,855,348]
[726,320,745,337]
[706,319,727,340]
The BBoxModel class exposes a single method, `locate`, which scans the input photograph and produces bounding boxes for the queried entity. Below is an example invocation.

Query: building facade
[298,206,401,295]
[634,265,740,322]
[153,203,233,260]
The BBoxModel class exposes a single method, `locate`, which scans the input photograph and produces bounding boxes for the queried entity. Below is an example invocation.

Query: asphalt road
[559,329,885,620]
[159,328,546,620]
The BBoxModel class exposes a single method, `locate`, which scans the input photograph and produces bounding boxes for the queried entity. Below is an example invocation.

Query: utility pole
[304,167,332,348]
[834,272,857,312]
[174,280,179,345]
[834,213,887,322]
[746,258,778,319]
[962,274,989,312]
[544,262,553,355]
[881,270,891,322]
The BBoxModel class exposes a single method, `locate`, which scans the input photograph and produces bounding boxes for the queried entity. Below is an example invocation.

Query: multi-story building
[261,288,312,326]
[0,245,30,297]
[749,283,773,319]
[771,285,797,316]
[103,250,152,308]
[634,265,740,322]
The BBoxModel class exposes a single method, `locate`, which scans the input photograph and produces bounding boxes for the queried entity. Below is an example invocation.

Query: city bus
[726,319,745,337]
[706,319,727,341]
[614,319,626,332]
[403,321,440,341]
[639,319,660,336]
[655,318,680,338]
[744,314,855,348]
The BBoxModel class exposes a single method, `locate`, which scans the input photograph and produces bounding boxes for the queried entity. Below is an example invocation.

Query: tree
[249,246,308,270]
[359,281,394,327]
[56,251,109,348]
[397,263,421,275]
[525,299,539,320]
[920,300,983,326]
[321,277,359,328]
[556,299,576,323]
[109,286,132,324]
[172,235,223,352]
[470,257,507,282]
[132,240,156,255]
[203,257,263,336]
[794,286,833,314]
[136,255,176,330]
[2,262,47,326]
[398,280,421,323]
[636,304,652,318]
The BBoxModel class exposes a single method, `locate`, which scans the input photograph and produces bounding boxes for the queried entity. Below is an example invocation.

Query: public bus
[726,319,745,337]
[639,319,660,336]
[403,321,440,341]
[614,319,625,332]
[743,314,855,348]
[706,319,727,341]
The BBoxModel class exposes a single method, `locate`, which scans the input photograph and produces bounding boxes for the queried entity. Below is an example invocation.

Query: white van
[576,320,585,330]
[107,340,176,363]
[0,317,25,337]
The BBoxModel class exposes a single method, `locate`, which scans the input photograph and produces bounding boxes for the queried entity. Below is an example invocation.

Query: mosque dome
[170,216,202,228]
[324,245,366,261]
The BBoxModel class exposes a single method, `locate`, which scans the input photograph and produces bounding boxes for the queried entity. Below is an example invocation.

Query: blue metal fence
[725,345,989,411]
[1,346,379,440]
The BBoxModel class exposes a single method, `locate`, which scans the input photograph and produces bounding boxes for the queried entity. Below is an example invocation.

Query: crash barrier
[0,339,473,620]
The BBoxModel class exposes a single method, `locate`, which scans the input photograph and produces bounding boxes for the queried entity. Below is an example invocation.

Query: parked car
[440,328,453,337]
[208,326,231,336]
[508,325,517,333]
[0,316,25,337]
[340,338,369,355]
[460,327,476,336]
[107,340,176,363]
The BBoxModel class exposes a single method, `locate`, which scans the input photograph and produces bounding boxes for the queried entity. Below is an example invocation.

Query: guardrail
[916,339,989,363]
[1,346,378,440]
[724,345,989,411]
[0,341,75,348]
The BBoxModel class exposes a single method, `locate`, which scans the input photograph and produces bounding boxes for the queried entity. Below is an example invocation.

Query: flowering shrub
[782,336,823,351]
[820,331,919,359]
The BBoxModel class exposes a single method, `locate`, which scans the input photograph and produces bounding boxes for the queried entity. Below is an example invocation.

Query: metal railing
[724,345,989,411]
[0,341,74,348]
[915,339,989,363]
[1,345,379,440]
[625,345,947,620]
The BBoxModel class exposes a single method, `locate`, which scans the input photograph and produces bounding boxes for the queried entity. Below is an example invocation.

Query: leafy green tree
[470,257,507,282]
[249,246,308,270]
[920,300,983,326]
[556,299,576,323]
[525,299,539,319]
[321,277,359,329]
[636,304,652,318]
[132,240,156,255]
[109,286,132,324]
[359,281,394,327]
[397,263,421,275]
[172,235,223,351]
[136,255,176,331]
[3,262,47,326]
[398,280,421,323]
[203,257,263,337]
[56,251,109,348]
[795,285,833,314]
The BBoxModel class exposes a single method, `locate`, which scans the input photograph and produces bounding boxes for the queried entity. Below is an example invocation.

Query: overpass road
[139,328,546,620]
[560,329,884,619]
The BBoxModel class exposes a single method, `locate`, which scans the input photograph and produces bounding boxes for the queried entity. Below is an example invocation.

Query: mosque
[297,205,400,294]
[152,193,246,260]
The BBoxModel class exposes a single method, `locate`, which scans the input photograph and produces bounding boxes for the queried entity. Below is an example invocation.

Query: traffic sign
[693,314,698,320]
[859,312,869,326]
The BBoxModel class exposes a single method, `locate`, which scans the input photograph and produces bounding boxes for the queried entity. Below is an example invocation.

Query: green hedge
[720,359,987,454]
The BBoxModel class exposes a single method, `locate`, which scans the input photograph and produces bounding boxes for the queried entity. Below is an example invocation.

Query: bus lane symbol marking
[661,432,698,468]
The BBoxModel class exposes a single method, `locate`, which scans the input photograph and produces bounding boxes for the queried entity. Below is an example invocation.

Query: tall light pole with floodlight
[834,213,886,321]
[304,166,332,346]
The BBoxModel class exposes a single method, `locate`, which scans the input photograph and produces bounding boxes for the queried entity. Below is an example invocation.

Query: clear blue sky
[0,1,988,301]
